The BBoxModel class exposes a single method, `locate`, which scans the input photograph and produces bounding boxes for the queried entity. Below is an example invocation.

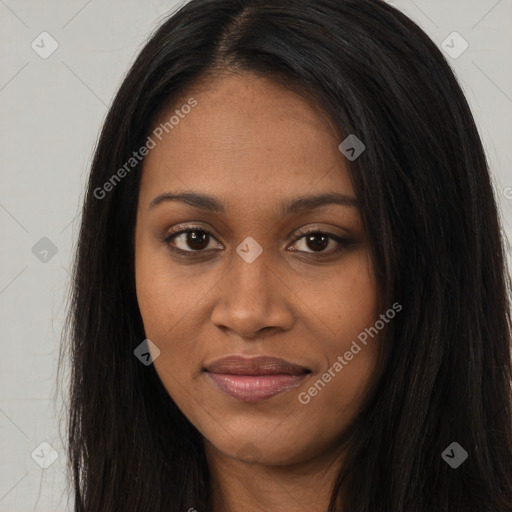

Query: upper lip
[204,355,310,375]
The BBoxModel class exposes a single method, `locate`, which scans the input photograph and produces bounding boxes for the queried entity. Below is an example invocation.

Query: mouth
[203,355,312,403]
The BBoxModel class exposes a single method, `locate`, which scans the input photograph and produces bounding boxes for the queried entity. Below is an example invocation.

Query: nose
[210,249,295,339]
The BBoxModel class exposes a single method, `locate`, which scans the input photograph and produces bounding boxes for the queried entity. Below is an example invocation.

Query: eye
[163,225,352,258]
[288,230,351,254]
[164,227,223,253]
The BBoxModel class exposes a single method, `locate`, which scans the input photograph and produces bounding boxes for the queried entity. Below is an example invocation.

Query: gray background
[0,0,511,510]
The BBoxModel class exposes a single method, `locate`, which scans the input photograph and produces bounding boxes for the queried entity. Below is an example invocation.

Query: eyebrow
[148,191,358,214]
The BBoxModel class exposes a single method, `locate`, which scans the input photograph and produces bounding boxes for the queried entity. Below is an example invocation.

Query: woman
[59,0,512,510]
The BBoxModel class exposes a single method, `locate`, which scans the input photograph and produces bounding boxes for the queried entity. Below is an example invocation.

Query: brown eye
[304,233,329,252]
[289,231,352,255]
[165,229,221,252]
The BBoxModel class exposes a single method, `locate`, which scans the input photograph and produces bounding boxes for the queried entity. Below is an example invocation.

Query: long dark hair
[58,0,512,510]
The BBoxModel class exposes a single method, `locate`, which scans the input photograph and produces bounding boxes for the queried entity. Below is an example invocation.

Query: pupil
[187,231,209,250]
[307,233,328,252]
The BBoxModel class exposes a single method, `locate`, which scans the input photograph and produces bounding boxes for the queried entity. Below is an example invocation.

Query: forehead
[140,72,354,208]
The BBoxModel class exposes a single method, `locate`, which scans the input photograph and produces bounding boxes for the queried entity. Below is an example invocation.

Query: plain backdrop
[0,0,511,510]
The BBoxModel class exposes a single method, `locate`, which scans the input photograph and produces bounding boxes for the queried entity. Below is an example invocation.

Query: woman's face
[135,72,380,466]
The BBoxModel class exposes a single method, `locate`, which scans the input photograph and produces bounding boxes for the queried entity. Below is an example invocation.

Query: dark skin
[135,72,380,511]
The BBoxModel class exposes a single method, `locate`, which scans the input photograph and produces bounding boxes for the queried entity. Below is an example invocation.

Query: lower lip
[206,372,309,402]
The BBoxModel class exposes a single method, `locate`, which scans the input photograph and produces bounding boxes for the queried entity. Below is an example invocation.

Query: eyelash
[163,225,353,259]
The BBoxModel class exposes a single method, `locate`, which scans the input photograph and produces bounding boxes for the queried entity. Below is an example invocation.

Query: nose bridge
[227,249,274,310]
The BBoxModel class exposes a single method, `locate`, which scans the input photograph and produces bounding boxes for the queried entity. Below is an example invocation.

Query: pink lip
[206,373,308,402]
[204,355,311,402]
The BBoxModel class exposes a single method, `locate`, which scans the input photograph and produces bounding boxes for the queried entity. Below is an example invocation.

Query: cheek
[134,237,186,361]
[135,232,194,334]
[134,241,209,393]
[300,253,380,407]
[329,259,379,341]
[296,249,379,346]
[135,248,168,336]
